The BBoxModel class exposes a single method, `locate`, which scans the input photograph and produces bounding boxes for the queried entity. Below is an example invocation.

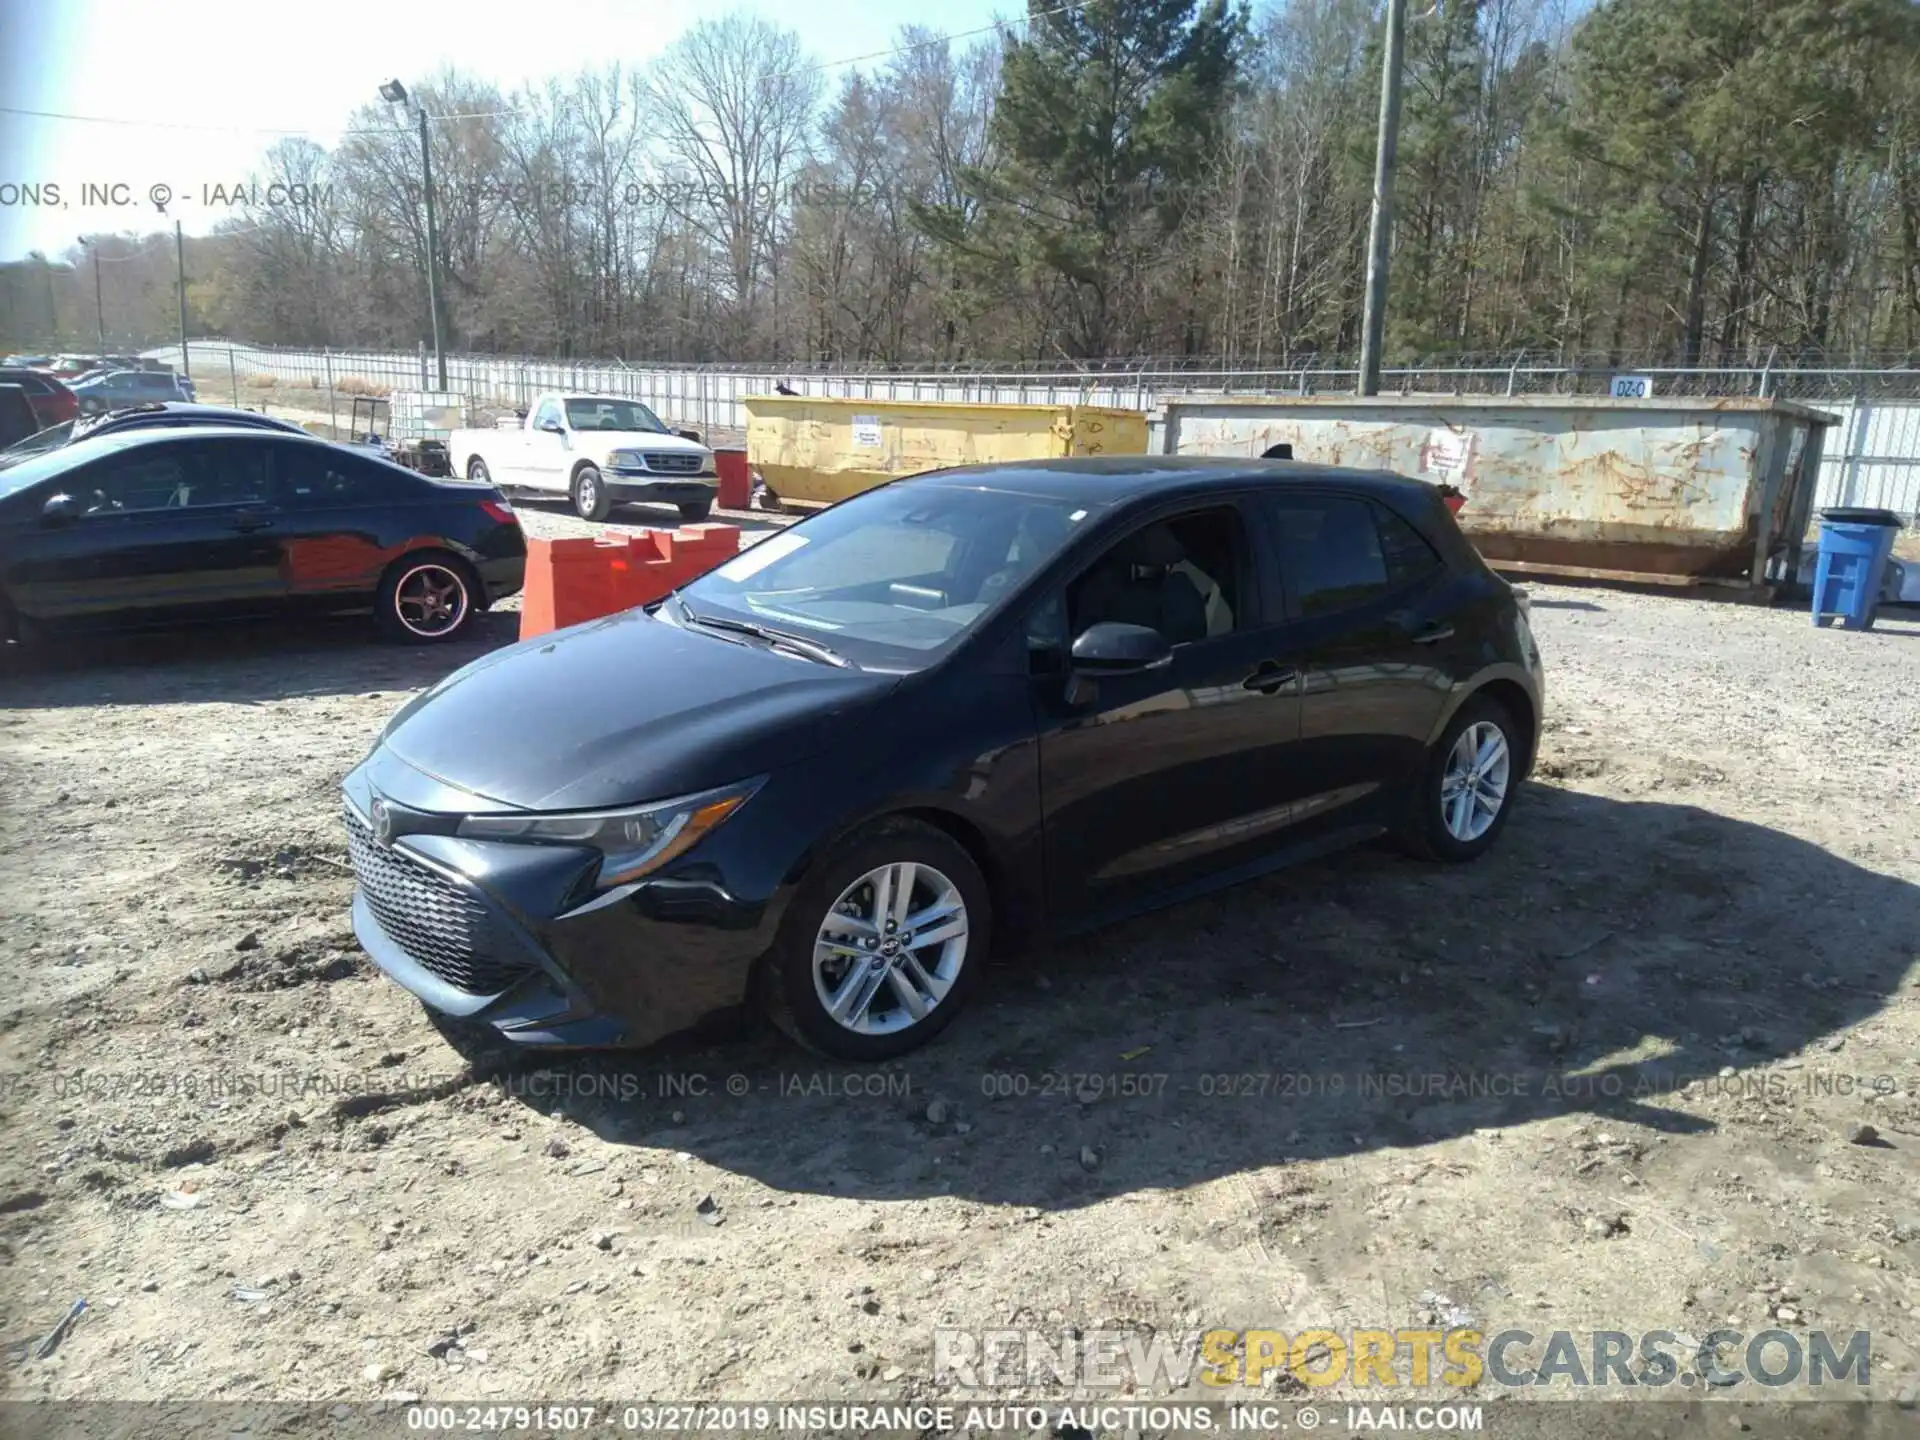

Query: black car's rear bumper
[342,751,778,1049]
[476,555,526,605]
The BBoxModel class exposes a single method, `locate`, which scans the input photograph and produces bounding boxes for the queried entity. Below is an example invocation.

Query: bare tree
[646,15,822,354]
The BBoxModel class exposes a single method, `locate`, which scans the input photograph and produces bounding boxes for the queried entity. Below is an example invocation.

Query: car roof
[80,403,302,432]
[911,455,1440,506]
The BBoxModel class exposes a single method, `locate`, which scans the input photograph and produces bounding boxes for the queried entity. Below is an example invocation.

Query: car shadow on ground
[0,610,522,707]
[494,783,1918,1211]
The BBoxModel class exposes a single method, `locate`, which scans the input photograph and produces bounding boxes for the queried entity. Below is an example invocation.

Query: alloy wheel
[1440,720,1510,842]
[811,862,969,1036]
[393,563,469,639]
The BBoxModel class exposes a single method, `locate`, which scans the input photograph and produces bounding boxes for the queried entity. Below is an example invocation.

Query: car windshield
[0,420,75,468]
[675,480,1101,668]
[564,399,667,433]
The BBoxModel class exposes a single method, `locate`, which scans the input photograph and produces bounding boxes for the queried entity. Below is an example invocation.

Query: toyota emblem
[370,797,393,845]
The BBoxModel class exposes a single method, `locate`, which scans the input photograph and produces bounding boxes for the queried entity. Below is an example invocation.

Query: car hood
[578,430,709,453]
[379,607,895,811]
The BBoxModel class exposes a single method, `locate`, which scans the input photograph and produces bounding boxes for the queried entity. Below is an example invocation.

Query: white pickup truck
[449,393,717,522]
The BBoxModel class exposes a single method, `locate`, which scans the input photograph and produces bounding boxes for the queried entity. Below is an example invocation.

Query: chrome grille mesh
[640,452,705,475]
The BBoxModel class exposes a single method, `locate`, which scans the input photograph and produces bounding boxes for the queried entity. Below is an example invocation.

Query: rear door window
[1264,495,1392,616]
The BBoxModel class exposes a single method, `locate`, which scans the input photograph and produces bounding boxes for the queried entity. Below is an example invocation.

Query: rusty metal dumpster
[747,397,1148,507]
[1151,395,1837,587]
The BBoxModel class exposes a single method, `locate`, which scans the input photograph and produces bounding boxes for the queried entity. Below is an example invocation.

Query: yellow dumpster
[745,397,1149,506]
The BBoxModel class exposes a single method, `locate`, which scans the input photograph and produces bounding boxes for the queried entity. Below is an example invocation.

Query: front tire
[1396,694,1521,862]
[571,465,612,522]
[677,500,714,523]
[760,818,990,1061]
[375,551,478,645]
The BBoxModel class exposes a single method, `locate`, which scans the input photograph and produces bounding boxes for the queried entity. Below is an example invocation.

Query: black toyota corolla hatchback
[343,458,1543,1060]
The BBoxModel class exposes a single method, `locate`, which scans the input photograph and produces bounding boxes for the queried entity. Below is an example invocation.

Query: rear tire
[571,465,612,522]
[677,500,714,523]
[1395,693,1522,862]
[467,458,490,483]
[375,550,479,645]
[760,818,990,1062]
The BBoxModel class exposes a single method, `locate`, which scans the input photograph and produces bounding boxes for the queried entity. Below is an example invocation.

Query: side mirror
[674,428,702,443]
[537,419,564,434]
[1070,621,1172,674]
[42,492,80,524]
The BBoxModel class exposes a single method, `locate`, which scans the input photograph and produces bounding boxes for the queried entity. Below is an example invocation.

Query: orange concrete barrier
[519,524,741,641]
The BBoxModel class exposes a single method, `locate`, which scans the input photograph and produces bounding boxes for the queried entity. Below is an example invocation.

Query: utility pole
[1357,0,1409,397]
[175,221,190,377]
[90,245,105,351]
[418,105,447,391]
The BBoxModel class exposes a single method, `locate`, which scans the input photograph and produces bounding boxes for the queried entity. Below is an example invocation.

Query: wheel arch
[1429,665,1540,779]
[769,798,1033,961]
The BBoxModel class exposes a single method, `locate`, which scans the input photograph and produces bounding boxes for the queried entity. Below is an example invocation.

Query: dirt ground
[2,548,1918,1420]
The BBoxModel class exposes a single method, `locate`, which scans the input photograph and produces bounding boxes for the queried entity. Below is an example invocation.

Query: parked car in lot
[70,369,196,415]
[342,456,1544,1060]
[0,368,80,428]
[0,426,525,644]
[0,402,310,468]
[450,392,717,522]
[0,387,40,449]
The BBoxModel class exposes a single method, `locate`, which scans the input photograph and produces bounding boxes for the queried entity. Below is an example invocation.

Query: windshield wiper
[678,605,852,669]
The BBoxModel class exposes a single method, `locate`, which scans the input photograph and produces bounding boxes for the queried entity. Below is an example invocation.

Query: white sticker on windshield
[712,531,809,581]
[851,416,882,448]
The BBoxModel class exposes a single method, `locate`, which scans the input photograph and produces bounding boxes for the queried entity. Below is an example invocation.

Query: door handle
[1242,661,1299,695]
[1408,622,1455,645]
[232,511,276,533]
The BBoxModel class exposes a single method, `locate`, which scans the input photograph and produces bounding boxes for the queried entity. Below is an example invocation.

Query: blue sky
[0,0,1011,261]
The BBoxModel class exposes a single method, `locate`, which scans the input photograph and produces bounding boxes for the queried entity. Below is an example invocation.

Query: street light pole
[1357,0,1409,398]
[417,104,447,391]
[383,81,447,391]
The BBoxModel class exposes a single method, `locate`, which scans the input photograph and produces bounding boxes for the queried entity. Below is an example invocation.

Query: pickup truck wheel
[571,465,613,522]
[467,458,490,483]
[677,500,713,523]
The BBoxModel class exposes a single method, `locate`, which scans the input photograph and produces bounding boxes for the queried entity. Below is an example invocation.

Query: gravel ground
[1,575,1918,1417]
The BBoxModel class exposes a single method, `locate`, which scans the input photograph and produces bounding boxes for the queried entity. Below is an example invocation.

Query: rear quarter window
[1373,503,1443,588]
[277,446,413,505]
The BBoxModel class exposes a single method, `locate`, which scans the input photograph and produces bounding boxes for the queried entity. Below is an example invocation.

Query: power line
[0,2,1097,134]
[0,104,385,136]
[775,0,1096,80]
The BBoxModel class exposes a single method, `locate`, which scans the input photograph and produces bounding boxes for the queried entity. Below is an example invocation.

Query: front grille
[640,451,705,475]
[344,805,533,995]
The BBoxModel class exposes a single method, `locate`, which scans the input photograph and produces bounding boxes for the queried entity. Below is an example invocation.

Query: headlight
[608,449,643,469]
[456,779,762,887]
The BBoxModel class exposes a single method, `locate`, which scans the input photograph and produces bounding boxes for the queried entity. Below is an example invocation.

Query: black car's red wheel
[376,551,477,644]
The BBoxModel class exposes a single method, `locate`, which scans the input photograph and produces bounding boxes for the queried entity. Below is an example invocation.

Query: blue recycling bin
[1811,508,1902,631]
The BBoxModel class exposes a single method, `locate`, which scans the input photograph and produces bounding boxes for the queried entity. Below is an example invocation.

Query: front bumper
[340,750,778,1049]
[604,467,717,505]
